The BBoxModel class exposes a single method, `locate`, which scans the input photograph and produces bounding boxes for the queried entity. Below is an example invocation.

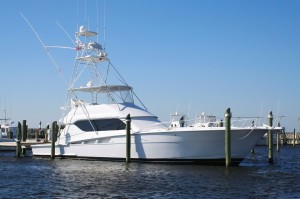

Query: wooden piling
[225,108,231,168]
[293,128,296,147]
[35,130,38,142]
[282,128,287,145]
[45,124,50,142]
[51,121,58,159]
[126,114,131,163]
[268,112,273,164]
[276,130,280,152]
[45,132,48,143]
[22,120,27,142]
[21,147,26,156]
[16,122,22,157]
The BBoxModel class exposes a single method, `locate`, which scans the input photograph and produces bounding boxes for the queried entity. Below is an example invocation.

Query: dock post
[22,120,27,142]
[16,122,22,157]
[45,131,48,143]
[293,128,296,147]
[35,129,38,141]
[51,121,58,159]
[46,124,50,142]
[276,122,280,152]
[126,114,131,163]
[282,128,287,145]
[225,108,231,168]
[276,131,280,152]
[21,147,26,156]
[268,112,273,164]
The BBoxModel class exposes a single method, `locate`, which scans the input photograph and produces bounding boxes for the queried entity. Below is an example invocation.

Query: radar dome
[87,81,93,87]
[79,26,86,33]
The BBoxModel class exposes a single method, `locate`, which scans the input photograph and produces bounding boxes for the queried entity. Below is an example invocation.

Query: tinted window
[75,119,126,132]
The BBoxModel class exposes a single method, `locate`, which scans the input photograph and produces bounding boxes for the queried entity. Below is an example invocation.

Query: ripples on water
[1,146,300,198]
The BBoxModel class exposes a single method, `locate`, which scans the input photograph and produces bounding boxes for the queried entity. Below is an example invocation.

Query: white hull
[32,127,266,165]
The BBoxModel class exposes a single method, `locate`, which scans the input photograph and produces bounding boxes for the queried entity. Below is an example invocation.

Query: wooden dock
[0,139,46,151]
[257,132,300,146]
[284,133,300,145]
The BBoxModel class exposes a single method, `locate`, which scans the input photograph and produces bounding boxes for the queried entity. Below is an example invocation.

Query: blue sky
[0,0,299,132]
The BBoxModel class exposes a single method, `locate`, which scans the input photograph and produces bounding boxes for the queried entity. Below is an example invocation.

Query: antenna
[176,102,180,115]
[187,100,192,118]
[8,92,12,124]
[96,0,99,42]
[276,100,280,125]
[103,0,106,50]
[298,117,300,132]
[56,21,76,46]
[259,99,263,125]
[85,0,87,25]
[20,12,68,87]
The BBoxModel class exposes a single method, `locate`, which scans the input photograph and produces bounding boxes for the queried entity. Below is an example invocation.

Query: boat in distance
[30,24,271,165]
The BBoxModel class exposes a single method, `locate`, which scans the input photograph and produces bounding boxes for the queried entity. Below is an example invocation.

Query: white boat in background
[0,110,17,139]
[29,20,272,165]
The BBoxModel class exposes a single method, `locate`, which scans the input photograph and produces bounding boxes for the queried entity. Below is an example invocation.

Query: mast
[0,110,10,125]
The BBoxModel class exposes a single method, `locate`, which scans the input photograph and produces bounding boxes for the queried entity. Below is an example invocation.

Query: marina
[1,1,300,198]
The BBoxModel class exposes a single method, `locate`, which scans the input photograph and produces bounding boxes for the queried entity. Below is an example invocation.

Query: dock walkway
[0,139,46,151]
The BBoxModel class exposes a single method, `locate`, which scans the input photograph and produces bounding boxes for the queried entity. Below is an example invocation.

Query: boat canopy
[76,55,108,63]
[69,85,132,93]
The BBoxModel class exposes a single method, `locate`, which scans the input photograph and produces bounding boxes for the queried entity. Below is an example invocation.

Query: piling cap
[126,114,131,121]
[225,108,232,117]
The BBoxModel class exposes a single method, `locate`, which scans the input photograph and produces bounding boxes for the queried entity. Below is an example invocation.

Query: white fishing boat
[29,22,271,165]
[0,110,17,139]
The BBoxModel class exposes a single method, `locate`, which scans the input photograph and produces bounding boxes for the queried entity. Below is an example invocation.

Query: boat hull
[32,128,266,165]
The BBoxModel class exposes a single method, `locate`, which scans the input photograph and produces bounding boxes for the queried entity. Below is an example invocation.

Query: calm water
[0,146,300,199]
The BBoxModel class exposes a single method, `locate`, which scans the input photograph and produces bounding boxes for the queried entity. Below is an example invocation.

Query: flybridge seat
[77,42,103,51]
[88,42,103,50]
[68,85,132,93]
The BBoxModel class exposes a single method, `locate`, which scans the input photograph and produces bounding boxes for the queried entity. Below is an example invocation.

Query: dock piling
[268,112,274,164]
[22,120,27,142]
[16,122,22,157]
[293,128,296,147]
[51,121,58,159]
[21,147,26,156]
[276,122,280,151]
[225,108,231,168]
[126,114,131,163]
[35,129,38,142]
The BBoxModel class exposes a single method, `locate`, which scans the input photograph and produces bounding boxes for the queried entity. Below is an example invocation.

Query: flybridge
[70,25,137,105]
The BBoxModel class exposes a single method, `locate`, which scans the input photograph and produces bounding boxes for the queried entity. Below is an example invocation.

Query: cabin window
[75,119,126,132]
